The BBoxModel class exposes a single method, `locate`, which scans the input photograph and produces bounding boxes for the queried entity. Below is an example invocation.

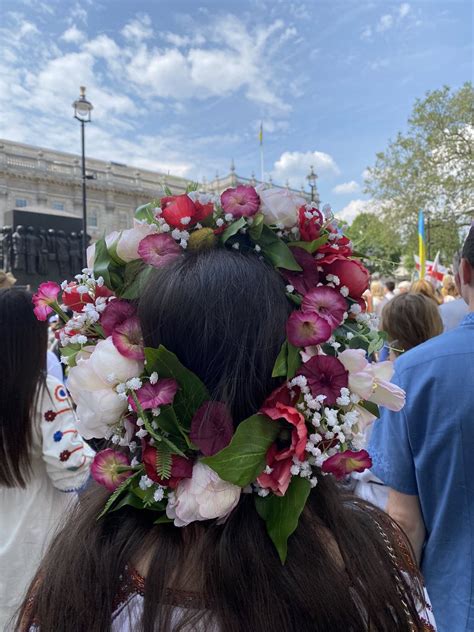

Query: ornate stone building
[0,139,311,240]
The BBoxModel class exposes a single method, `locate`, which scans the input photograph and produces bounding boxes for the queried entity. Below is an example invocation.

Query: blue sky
[0,0,471,222]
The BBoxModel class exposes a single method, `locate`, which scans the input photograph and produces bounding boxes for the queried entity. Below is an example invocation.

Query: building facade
[0,139,312,240]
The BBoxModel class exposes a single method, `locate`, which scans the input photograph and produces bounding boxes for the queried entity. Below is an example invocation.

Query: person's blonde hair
[441,274,458,298]
[381,293,443,354]
[410,279,442,305]
[370,280,385,299]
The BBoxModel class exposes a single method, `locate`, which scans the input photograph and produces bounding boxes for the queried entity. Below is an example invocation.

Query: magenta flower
[101,299,136,337]
[322,449,372,480]
[281,247,320,295]
[298,355,349,405]
[137,233,182,268]
[190,401,234,456]
[112,315,145,361]
[91,448,132,491]
[128,378,179,411]
[302,286,347,330]
[286,310,332,347]
[220,185,260,218]
[32,282,60,321]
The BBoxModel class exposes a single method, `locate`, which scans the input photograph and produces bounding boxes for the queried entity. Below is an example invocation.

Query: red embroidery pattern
[44,410,57,422]
[59,450,71,462]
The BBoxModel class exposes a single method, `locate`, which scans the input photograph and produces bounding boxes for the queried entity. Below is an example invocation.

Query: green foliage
[202,414,279,487]
[255,477,311,563]
[345,212,401,274]
[251,225,302,271]
[288,235,328,253]
[365,83,473,264]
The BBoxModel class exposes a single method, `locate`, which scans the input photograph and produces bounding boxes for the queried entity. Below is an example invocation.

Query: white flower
[285,284,295,293]
[126,377,142,391]
[67,337,143,439]
[136,428,148,438]
[180,216,191,225]
[256,185,307,228]
[224,213,234,222]
[340,286,349,297]
[139,475,154,490]
[216,218,224,227]
[166,462,241,527]
[153,487,165,502]
[149,372,159,385]
[87,221,158,267]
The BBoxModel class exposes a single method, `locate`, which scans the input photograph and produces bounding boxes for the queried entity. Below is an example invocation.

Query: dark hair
[461,224,474,267]
[18,249,426,631]
[0,289,48,487]
[381,292,443,353]
[384,280,395,293]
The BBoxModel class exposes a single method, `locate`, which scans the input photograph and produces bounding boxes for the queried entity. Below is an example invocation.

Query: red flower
[320,255,370,299]
[257,401,308,496]
[302,286,347,330]
[298,355,348,406]
[142,445,193,488]
[161,194,213,229]
[281,247,320,295]
[322,449,372,480]
[298,206,323,241]
[101,300,136,337]
[190,401,234,456]
[59,450,71,462]
[220,185,260,218]
[62,283,93,312]
[128,378,178,411]
[318,233,353,258]
[286,310,332,347]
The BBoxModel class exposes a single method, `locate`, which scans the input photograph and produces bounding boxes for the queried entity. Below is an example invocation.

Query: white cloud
[61,25,86,44]
[361,26,372,40]
[332,180,360,195]
[273,150,340,188]
[399,3,411,19]
[121,15,153,41]
[376,14,394,32]
[334,199,372,225]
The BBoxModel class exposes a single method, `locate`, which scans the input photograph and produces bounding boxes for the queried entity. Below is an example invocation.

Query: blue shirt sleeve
[368,369,418,496]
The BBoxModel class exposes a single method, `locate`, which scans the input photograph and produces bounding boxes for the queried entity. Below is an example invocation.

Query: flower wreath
[33,183,405,562]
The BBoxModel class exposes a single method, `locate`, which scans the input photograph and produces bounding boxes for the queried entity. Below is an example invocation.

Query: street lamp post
[306,165,320,206]
[72,86,93,266]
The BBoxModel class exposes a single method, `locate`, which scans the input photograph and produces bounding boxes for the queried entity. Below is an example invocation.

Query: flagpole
[418,210,426,279]
[259,122,264,183]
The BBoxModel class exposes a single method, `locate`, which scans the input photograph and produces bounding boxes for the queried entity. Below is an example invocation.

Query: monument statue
[47,229,57,262]
[12,225,27,271]
[25,226,39,275]
[69,232,82,273]
[0,226,13,272]
[38,228,49,275]
[56,229,70,276]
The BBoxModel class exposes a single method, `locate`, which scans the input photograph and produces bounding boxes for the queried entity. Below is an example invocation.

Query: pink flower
[101,299,136,337]
[281,247,320,295]
[91,448,132,491]
[320,255,370,299]
[143,446,193,488]
[286,310,332,347]
[190,401,234,457]
[302,286,347,330]
[32,282,60,320]
[256,185,307,228]
[128,378,178,411]
[322,449,372,480]
[166,462,241,527]
[220,185,260,218]
[257,401,308,496]
[338,349,405,411]
[298,355,349,406]
[112,315,144,361]
[137,233,182,268]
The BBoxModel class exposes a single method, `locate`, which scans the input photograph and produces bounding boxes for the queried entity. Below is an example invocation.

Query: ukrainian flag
[418,210,426,279]
[258,122,263,146]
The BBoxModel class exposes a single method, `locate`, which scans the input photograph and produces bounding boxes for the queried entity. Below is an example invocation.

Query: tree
[365,83,473,263]
[346,212,401,275]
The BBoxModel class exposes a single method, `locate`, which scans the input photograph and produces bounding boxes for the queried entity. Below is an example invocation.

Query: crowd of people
[0,194,472,630]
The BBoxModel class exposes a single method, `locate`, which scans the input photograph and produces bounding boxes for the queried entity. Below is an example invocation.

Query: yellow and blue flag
[418,210,426,279]
[258,122,263,146]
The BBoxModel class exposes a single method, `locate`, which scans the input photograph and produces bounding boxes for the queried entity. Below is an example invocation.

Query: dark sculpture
[47,229,57,262]
[12,225,26,271]
[56,229,70,276]
[38,228,49,275]
[0,226,13,272]
[25,226,39,274]
[69,232,82,274]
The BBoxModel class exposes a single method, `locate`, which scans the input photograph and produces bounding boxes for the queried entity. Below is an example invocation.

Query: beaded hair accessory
[33,183,405,562]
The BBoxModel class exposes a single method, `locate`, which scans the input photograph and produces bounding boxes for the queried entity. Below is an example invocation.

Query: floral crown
[33,183,405,563]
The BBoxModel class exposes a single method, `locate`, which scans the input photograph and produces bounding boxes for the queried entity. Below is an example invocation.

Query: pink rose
[32,282,61,320]
[220,185,260,218]
[256,185,307,228]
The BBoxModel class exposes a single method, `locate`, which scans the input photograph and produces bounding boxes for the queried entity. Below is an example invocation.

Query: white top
[0,375,94,631]
[439,297,469,332]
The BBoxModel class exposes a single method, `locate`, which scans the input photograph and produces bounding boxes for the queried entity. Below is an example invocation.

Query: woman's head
[381,292,443,354]
[138,248,291,424]
[370,280,385,299]
[441,274,458,298]
[410,278,441,304]
[0,288,48,487]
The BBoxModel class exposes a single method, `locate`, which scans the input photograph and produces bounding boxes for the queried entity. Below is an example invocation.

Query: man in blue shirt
[369,226,474,632]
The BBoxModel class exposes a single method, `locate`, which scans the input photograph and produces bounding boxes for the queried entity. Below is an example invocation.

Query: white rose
[256,185,307,228]
[86,231,120,269]
[68,337,143,439]
[86,221,158,268]
[166,462,241,527]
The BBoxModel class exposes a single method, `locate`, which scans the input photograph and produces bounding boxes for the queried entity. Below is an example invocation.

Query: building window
[88,213,98,228]
[15,198,27,207]
[52,201,64,211]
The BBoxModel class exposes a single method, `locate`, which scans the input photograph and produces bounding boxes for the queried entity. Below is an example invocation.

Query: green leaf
[144,346,210,428]
[286,292,302,306]
[248,213,264,240]
[119,263,152,300]
[185,182,200,193]
[272,340,288,378]
[59,343,82,369]
[93,237,124,292]
[163,185,173,196]
[156,445,172,479]
[97,471,140,520]
[154,514,173,525]
[222,217,247,244]
[135,203,156,223]
[288,235,329,253]
[201,414,279,487]
[253,226,302,271]
[108,491,145,514]
[286,342,301,380]
[359,400,380,419]
[255,477,311,563]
